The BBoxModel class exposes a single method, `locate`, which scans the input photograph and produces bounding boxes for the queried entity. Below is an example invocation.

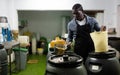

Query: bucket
[90,31,108,52]
[37,48,43,55]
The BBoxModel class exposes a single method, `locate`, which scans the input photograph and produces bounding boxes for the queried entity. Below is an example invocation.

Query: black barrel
[108,37,120,52]
[0,44,8,75]
[45,53,87,75]
[85,50,120,75]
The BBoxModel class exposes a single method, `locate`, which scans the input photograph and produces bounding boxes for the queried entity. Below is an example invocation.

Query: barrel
[108,37,120,52]
[0,44,8,75]
[85,50,120,75]
[45,53,87,75]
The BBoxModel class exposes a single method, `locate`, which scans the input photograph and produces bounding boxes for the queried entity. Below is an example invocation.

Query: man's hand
[66,42,72,46]
[100,26,106,31]
[66,42,72,50]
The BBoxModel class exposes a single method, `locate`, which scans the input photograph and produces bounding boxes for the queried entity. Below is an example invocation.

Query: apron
[74,20,95,61]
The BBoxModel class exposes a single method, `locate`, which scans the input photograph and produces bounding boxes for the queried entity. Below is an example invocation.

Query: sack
[90,31,108,52]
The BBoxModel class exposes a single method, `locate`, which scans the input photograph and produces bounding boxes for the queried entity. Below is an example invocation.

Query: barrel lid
[0,44,4,49]
[48,53,83,68]
[108,37,120,40]
[88,50,116,58]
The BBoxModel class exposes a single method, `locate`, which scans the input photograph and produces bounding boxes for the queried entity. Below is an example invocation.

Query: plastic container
[32,37,37,54]
[90,31,108,52]
[37,48,43,55]
[13,47,28,70]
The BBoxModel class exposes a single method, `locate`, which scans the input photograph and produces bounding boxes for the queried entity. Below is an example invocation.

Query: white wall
[0,0,18,30]
[0,0,8,16]
[116,0,120,36]
[18,11,72,41]
[12,0,118,29]
[8,0,18,30]
[14,0,107,10]
[116,5,120,37]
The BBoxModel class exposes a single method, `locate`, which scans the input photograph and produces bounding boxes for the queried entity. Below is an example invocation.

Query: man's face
[72,8,84,21]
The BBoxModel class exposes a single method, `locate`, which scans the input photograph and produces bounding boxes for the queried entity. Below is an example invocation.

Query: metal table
[3,40,20,75]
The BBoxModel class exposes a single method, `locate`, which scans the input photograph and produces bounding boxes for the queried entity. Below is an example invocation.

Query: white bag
[90,31,108,52]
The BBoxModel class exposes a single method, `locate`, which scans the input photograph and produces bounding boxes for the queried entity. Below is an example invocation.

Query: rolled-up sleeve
[89,17,100,32]
[67,23,73,42]
[94,19,100,31]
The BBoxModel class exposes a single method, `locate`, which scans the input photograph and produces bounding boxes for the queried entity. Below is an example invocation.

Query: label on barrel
[92,65,99,70]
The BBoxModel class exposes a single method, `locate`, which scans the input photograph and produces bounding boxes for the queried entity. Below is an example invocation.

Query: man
[67,3,104,61]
